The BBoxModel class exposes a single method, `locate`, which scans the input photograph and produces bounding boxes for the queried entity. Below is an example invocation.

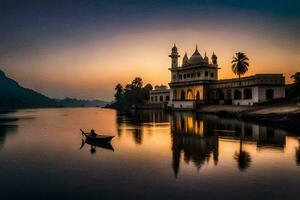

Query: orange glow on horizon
[2,28,299,100]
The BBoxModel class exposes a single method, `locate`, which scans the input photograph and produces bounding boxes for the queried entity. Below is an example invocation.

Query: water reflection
[0,108,299,199]
[117,111,169,145]
[234,139,251,171]
[296,138,300,166]
[0,115,19,149]
[171,112,218,177]
[117,111,290,176]
[80,138,114,155]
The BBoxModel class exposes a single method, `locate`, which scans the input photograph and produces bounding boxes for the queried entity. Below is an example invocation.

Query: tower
[204,52,209,64]
[212,52,218,65]
[169,44,180,68]
[182,52,189,66]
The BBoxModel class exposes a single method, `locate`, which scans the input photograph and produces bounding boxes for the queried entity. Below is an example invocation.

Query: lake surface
[0,108,299,199]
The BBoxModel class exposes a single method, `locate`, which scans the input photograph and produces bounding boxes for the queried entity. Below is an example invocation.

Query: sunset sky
[0,0,299,101]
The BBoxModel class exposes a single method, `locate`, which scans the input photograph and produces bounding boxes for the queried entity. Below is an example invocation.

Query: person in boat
[90,129,97,137]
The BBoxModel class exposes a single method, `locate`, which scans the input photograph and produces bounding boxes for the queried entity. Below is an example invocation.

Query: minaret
[169,44,180,68]
[204,52,209,64]
[182,52,189,66]
[212,52,218,65]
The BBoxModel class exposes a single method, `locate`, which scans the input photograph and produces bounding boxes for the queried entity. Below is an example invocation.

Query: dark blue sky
[1,0,299,56]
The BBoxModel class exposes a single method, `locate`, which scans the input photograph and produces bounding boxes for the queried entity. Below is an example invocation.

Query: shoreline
[196,104,300,133]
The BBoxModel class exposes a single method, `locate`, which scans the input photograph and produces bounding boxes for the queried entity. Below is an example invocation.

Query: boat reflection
[80,139,114,155]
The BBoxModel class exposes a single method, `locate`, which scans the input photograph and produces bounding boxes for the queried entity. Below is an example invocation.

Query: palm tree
[232,52,249,80]
[131,77,143,88]
[291,72,300,84]
[234,138,251,171]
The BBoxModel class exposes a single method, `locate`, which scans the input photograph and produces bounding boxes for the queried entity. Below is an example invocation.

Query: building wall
[149,90,170,103]
[215,85,285,106]
[171,100,195,110]
[231,86,259,106]
[170,85,204,101]
[171,67,218,83]
[258,86,285,102]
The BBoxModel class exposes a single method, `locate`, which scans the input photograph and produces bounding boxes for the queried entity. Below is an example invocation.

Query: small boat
[85,139,114,151]
[80,129,114,143]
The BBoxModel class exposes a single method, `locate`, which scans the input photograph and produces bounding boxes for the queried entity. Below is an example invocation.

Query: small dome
[188,46,203,64]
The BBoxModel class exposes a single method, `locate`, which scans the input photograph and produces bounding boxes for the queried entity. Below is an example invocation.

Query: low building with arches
[149,44,286,109]
[208,74,285,106]
[149,85,170,107]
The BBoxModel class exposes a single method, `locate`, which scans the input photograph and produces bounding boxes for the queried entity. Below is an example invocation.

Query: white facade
[149,85,170,103]
[149,45,286,110]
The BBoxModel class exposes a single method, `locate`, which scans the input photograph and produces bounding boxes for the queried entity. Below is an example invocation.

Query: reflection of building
[170,113,288,177]
[116,111,170,144]
[211,116,287,149]
[149,44,285,109]
[170,113,219,177]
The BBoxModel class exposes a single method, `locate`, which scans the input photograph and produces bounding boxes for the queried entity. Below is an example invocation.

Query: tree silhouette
[291,72,300,84]
[111,78,153,110]
[232,52,249,81]
[131,77,143,88]
[114,83,124,102]
[234,137,251,171]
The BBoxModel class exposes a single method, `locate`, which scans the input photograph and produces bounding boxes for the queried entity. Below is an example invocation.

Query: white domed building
[149,44,286,110]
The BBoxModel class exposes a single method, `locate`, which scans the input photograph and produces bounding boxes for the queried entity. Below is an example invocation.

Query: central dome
[188,47,203,64]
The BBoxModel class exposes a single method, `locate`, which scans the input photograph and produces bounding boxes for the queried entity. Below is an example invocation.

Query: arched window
[266,89,274,100]
[187,89,194,100]
[234,90,242,100]
[180,90,185,100]
[173,90,177,100]
[244,89,252,99]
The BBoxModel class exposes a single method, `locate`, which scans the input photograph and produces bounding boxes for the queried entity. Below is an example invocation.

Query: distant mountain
[0,69,108,108]
[58,98,107,107]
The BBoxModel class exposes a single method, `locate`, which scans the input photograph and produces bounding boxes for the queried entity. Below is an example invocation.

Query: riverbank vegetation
[107,77,153,111]
[286,72,300,99]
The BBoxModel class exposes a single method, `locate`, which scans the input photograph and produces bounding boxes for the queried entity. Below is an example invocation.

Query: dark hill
[0,70,57,108]
[0,70,108,108]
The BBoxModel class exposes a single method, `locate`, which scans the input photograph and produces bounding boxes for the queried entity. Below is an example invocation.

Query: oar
[80,129,85,136]
[79,139,85,149]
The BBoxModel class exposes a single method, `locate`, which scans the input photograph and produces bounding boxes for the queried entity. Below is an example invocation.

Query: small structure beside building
[148,85,170,109]
[149,44,286,110]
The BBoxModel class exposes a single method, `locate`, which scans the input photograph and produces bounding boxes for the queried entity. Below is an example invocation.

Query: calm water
[0,108,299,199]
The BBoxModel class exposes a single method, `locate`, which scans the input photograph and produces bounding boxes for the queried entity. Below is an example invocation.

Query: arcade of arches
[209,88,276,102]
[172,86,204,101]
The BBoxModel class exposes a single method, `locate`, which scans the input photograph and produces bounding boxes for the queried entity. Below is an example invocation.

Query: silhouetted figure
[91,129,96,137]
